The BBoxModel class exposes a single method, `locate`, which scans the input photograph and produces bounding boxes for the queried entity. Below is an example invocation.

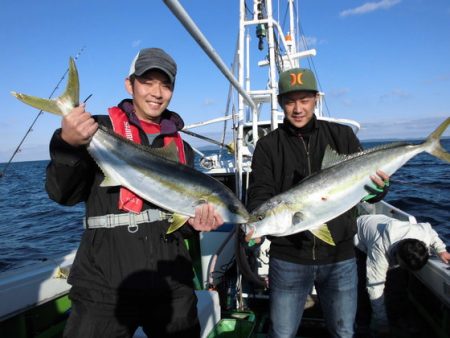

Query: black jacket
[247,115,362,264]
[46,100,197,291]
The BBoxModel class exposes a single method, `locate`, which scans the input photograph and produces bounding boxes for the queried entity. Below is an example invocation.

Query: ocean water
[0,139,449,273]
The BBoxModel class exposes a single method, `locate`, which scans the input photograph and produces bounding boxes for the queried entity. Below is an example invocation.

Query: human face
[280,91,317,128]
[125,69,173,123]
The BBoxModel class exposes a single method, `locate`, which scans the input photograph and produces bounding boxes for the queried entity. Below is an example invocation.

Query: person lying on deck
[354,214,450,336]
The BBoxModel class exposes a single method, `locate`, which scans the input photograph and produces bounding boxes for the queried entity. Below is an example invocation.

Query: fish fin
[53,266,69,279]
[166,213,190,234]
[425,117,450,163]
[309,224,336,246]
[226,142,235,154]
[95,126,182,163]
[321,146,350,169]
[147,141,180,162]
[11,57,80,116]
[99,175,120,187]
[193,198,208,207]
[321,142,414,170]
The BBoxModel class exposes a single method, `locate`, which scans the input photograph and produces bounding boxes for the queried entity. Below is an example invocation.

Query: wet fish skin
[244,118,450,243]
[12,58,250,230]
[92,125,250,228]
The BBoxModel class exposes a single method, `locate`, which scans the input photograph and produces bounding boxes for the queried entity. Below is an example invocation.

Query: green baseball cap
[278,68,318,95]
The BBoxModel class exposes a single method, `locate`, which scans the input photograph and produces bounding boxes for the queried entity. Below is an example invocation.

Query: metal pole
[266,0,280,131]
[163,0,257,112]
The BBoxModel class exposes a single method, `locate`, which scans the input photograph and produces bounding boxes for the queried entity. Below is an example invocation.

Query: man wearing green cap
[246,68,389,338]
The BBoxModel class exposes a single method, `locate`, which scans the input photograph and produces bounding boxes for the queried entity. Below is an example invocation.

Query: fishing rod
[0,47,86,178]
[180,129,235,153]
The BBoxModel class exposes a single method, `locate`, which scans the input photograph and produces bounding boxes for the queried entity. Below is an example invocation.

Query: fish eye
[229,205,239,213]
[257,215,264,221]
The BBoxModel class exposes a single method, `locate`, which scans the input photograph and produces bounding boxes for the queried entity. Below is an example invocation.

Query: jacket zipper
[298,135,312,175]
[298,134,316,260]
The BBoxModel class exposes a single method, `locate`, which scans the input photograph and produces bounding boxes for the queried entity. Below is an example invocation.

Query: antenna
[0,46,86,178]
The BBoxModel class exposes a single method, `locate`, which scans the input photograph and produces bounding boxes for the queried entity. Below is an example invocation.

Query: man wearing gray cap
[45,47,223,337]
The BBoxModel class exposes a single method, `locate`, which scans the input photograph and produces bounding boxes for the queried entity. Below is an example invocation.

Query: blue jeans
[268,257,357,338]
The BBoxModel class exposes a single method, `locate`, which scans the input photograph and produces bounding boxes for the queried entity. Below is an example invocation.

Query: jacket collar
[281,114,318,136]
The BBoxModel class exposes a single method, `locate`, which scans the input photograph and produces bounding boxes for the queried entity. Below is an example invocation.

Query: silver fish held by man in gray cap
[11,58,250,232]
[244,118,450,244]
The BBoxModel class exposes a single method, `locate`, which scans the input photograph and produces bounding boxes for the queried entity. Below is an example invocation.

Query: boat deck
[219,269,446,338]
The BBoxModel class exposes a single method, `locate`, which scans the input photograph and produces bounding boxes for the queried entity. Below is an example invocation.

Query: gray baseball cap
[128,48,177,85]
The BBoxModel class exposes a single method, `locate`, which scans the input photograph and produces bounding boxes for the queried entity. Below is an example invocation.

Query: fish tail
[424,117,450,163]
[11,57,80,116]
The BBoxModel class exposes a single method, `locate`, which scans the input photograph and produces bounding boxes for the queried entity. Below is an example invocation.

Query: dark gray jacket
[247,115,362,264]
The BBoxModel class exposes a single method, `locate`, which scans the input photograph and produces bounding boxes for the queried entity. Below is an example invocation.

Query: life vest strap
[84,209,171,233]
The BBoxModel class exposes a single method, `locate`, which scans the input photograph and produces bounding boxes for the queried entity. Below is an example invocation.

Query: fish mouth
[228,204,250,222]
[241,223,256,236]
[232,213,250,224]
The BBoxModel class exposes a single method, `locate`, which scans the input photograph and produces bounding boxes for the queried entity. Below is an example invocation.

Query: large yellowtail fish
[12,58,250,232]
[244,119,450,244]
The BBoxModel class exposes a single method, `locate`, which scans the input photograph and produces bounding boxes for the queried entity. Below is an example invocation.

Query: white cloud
[328,88,350,98]
[379,89,410,101]
[298,35,319,49]
[0,143,50,163]
[340,0,401,17]
[202,98,216,107]
[132,40,142,48]
[358,115,450,140]
[423,72,450,84]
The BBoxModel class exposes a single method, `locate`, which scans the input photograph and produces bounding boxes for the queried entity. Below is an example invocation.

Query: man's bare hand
[61,104,98,146]
[188,203,224,232]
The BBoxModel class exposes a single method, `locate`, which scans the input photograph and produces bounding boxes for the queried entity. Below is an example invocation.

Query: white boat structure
[1,1,449,337]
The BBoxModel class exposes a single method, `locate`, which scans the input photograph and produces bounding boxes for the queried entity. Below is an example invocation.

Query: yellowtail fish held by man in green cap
[244,66,394,337]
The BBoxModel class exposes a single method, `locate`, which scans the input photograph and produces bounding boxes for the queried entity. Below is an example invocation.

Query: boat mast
[264,0,281,131]
[287,0,297,59]
[243,0,318,138]
[163,0,260,200]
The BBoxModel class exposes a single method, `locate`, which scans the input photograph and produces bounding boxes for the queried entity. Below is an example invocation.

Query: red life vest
[108,106,186,213]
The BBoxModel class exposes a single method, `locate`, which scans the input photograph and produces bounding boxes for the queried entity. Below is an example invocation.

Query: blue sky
[1,0,449,162]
